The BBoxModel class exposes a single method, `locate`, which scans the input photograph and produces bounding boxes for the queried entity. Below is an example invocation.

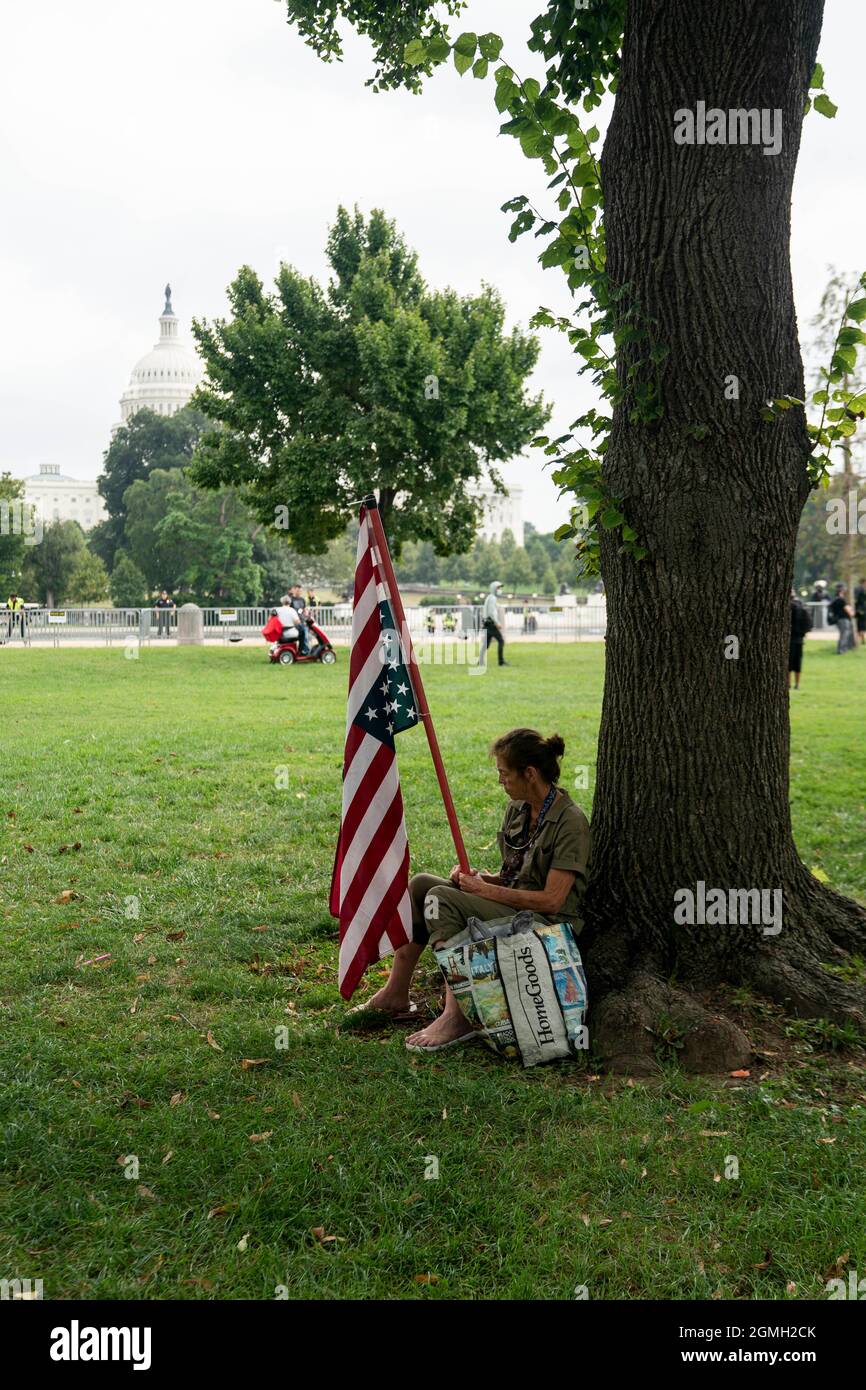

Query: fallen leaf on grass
[136,1184,156,1199]
[414,1273,439,1284]
[729,1069,750,1078]
[698,1130,729,1138]
[55,890,77,904]
[817,1136,836,1144]
[241,1058,270,1070]
[169,1092,186,1106]
[130,998,139,1016]
[206,1031,223,1052]
[752,1251,773,1270]
[248,1131,273,1143]
[237,1233,250,1252]
[207,1203,238,1219]
[292,1092,302,1109]
[57,922,81,931]
[310,1227,344,1245]
[138,1255,164,1284]
[166,931,185,942]
[162,1151,173,1165]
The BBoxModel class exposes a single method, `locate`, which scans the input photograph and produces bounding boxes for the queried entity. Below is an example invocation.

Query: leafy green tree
[541,564,558,596]
[504,545,535,591]
[22,520,85,606]
[794,469,865,590]
[91,406,208,571]
[123,469,262,603]
[109,552,148,609]
[190,206,548,555]
[281,0,866,1066]
[67,550,109,605]
[0,474,29,595]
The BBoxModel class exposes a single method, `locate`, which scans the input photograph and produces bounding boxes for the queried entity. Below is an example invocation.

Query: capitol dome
[115,285,202,431]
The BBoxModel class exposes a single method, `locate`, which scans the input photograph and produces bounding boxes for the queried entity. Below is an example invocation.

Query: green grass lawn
[1,641,865,1300]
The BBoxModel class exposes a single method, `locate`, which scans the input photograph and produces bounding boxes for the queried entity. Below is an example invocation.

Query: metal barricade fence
[7,608,142,647]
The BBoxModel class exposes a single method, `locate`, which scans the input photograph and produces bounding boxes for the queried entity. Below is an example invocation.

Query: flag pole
[363,495,471,873]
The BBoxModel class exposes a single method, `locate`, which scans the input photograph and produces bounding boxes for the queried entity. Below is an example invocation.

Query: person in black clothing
[154,589,176,638]
[789,590,813,689]
[854,577,866,647]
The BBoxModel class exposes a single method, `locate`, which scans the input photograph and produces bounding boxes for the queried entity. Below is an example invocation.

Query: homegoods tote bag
[433,912,588,1067]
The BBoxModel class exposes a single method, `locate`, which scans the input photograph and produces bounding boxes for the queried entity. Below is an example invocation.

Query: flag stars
[364,706,379,721]
[396,681,409,696]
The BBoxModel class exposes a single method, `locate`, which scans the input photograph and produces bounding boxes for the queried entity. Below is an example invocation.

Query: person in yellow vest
[5,592,25,641]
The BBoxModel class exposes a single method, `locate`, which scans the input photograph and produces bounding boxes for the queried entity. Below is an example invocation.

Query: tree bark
[585,0,866,1072]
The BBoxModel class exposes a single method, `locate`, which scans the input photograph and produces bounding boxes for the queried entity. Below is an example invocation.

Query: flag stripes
[329,506,419,998]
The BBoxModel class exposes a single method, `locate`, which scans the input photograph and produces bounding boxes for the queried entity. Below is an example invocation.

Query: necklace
[500,786,558,885]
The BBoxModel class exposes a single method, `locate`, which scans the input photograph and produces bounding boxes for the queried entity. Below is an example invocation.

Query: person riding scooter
[275,589,311,654]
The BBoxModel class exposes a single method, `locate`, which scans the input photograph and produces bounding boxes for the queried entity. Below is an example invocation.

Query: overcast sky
[2,0,864,532]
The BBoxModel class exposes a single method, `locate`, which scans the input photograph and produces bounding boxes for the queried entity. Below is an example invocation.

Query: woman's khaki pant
[409,872,529,946]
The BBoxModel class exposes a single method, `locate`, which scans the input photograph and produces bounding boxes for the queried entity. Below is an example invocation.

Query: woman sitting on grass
[353,728,591,1053]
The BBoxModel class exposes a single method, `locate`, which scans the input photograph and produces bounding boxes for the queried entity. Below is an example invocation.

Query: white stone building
[114,284,201,432]
[21,464,107,531]
[474,482,524,547]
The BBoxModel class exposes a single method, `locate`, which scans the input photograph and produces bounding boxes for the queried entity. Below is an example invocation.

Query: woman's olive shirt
[495,788,591,932]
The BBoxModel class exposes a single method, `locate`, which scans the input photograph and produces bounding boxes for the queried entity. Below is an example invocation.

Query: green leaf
[601,508,624,529]
[403,39,427,67]
[810,63,825,90]
[813,92,837,119]
[454,32,477,58]
[426,36,450,63]
[472,57,488,79]
[454,48,473,75]
[495,79,519,112]
[812,389,829,404]
[846,297,866,323]
[479,33,503,61]
[838,325,866,347]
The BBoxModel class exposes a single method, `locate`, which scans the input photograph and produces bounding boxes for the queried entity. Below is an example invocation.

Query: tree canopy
[189,206,548,554]
[91,406,209,572]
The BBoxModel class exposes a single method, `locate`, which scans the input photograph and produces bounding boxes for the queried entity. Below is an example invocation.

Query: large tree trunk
[585,0,866,1072]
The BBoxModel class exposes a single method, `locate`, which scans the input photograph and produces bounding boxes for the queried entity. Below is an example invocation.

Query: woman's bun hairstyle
[490,728,565,784]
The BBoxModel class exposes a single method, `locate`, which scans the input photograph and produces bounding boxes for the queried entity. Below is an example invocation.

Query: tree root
[744,948,866,1033]
[591,970,752,1075]
[795,871,866,956]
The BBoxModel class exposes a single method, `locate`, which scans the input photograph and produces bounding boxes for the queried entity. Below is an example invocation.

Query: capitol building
[113,284,201,432]
[19,286,200,532]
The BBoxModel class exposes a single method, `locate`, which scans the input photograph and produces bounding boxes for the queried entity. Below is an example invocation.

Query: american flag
[329,505,420,998]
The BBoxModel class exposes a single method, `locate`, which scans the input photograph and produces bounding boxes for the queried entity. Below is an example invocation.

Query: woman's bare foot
[353,985,411,1014]
[406,1011,476,1048]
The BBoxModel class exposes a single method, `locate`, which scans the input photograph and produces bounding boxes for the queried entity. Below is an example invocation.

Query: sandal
[405,1030,480,1054]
